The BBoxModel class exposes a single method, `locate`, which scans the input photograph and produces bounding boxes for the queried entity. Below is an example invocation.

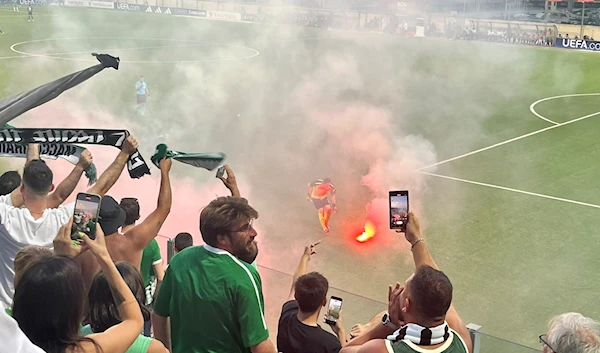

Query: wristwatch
[382,312,398,330]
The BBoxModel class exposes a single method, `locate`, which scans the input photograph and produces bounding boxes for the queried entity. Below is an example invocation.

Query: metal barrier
[468,323,541,353]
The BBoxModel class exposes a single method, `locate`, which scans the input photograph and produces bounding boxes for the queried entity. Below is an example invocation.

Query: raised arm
[86,135,138,197]
[78,225,144,353]
[218,165,240,197]
[26,143,39,166]
[125,158,171,250]
[404,213,438,271]
[10,143,41,206]
[47,149,92,208]
[404,213,472,353]
[286,242,320,301]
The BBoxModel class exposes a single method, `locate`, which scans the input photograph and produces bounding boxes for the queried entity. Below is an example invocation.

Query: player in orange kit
[307,178,337,234]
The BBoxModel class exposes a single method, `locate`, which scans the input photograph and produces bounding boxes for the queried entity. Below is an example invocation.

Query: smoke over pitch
[5,7,572,266]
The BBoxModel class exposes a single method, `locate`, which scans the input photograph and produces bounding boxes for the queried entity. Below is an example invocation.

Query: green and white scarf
[151,143,226,171]
[0,124,97,184]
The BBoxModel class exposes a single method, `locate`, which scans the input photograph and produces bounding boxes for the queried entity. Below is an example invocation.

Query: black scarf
[0,128,150,178]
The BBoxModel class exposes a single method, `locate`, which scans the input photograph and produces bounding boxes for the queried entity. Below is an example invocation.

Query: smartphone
[216,166,226,179]
[71,192,102,241]
[389,190,409,232]
[325,296,343,325]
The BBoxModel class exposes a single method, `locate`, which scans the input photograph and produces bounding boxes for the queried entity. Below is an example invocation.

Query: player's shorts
[311,197,329,210]
[137,94,147,104]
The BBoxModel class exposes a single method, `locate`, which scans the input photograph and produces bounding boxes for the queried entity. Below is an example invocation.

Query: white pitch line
[44,43,208,56]
[419,102,600,171]
[0,55,28,60]
[529,93,600,125]
[420,171,600,209]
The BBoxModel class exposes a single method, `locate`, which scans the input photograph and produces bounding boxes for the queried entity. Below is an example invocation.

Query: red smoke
[13,102,251,260]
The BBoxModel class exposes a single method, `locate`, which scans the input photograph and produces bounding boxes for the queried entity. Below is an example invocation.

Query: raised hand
[159,157,172,172]
[303,241,321,259]
[218,164,240,197]
[122,135,139,156]
[80,223,110,261]
[53,218,89,258]
[77,149,93,169]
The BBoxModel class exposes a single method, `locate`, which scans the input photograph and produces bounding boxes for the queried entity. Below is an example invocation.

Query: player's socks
[318,212,327,231]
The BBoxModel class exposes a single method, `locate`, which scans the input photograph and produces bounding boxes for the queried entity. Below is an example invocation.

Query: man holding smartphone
[307,178,337,234]
[339,213,472,353]
[277,241,347,353]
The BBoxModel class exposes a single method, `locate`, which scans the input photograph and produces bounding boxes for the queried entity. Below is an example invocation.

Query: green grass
[1,6,600,350]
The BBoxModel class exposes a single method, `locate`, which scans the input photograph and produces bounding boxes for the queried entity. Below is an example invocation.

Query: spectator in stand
[540,313,600,353]
[138,238,164,337]
[120,197,166,337]
[152,166,277,353]
[76,157,172,293]
[13,246,53,289]
[85,262,168,353]
[13,221,144,353]
[174,232,193,253]
[277,241,347,353]
[340,213,472,353]
[0,137,139,308]
[0,171,21,196]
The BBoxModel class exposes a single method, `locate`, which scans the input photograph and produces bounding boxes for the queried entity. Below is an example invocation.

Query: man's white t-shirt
[0,301,45,353]
[0,195,74,307]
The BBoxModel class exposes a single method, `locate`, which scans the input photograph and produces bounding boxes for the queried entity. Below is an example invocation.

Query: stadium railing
[468,325,541,353]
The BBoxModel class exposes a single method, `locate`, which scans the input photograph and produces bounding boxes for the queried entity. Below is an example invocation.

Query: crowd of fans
[0,138,599,353]
[449,24,558,47]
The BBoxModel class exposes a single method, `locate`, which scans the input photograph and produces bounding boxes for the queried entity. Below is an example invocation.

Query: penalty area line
[419,110,600,171]
[419,171,600,209]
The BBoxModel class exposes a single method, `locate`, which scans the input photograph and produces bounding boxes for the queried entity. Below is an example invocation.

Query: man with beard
[152,196,277,353]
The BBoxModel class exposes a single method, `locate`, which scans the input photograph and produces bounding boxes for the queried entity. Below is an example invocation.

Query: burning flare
[356,220,376,242]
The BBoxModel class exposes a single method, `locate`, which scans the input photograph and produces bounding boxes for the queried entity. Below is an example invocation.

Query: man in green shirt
[139,238,164,336]
[153,196,277,353]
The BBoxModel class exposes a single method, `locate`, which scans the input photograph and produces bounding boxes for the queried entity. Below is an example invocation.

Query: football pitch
[1,5,600,350]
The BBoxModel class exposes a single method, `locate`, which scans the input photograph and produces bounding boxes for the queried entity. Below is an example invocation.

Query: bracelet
[411,238,425,250]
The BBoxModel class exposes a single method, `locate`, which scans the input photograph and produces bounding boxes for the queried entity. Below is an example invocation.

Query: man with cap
[76,157,172,293]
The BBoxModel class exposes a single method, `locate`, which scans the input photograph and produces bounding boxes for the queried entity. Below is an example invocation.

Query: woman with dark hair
[84,262,167,353]
[13,222,144,353]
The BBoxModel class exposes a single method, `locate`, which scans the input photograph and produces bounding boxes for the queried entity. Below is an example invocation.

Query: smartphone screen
[326,296,343,324]
[389,190,409,231]
[71,193,101,241]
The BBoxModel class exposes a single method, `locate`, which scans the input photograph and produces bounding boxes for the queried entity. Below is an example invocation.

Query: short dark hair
[22,160,53,195]
[174,232,193,252]
[119,198,140,226]
[199,197,258,247]
[410,266,453,321]
[87,262,150,333]
[323,177,331,183]
[294,272,328,313]
[0,170,21,195]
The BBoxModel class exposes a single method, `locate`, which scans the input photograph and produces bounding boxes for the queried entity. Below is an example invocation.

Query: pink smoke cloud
[13,101,252,260]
